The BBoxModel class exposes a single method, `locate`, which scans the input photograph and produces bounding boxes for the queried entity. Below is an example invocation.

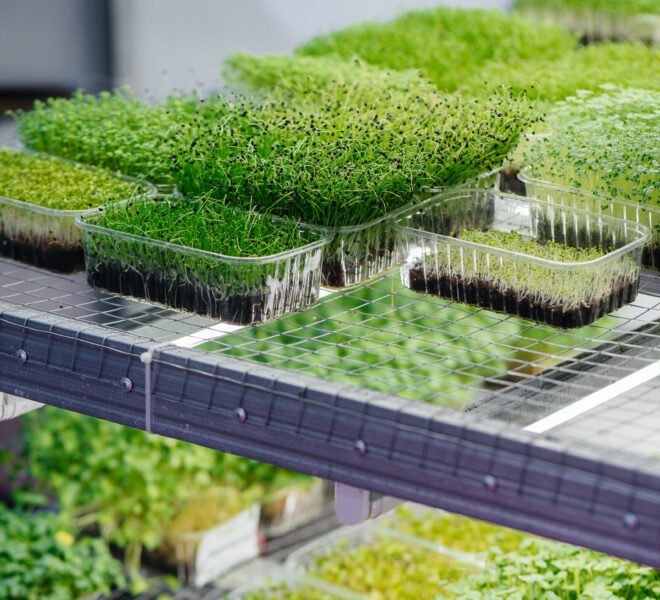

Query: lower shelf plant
[451,536,660,599]
[287,525,479,600]
[0,502,125,600]
[0,149,151,272]
[398,190,648,328]
[20,406,312,584]
[78,196,329,324]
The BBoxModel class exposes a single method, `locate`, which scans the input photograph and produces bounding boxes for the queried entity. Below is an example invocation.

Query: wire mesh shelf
[1,257,659,567]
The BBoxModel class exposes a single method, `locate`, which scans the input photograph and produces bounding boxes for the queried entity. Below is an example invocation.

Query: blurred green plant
[0,503,124,600]
[20,407,309,580]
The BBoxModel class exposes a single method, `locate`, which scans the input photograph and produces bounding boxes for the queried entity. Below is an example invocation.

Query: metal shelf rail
[1,258,659,567]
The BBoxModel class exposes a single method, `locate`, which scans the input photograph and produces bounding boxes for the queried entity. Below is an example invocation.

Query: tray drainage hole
[234,407,248,424]
[15,349,28,364]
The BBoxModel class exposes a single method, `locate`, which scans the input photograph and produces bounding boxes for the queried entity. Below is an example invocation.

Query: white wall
[112,0,510,99]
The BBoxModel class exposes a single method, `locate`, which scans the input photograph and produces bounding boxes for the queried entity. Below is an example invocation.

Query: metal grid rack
[1,257,659,567]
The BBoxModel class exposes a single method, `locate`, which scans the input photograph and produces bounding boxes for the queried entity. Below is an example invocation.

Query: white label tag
[194,503,261,586]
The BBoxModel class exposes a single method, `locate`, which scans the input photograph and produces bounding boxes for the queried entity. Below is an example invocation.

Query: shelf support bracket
[334,482,403,525]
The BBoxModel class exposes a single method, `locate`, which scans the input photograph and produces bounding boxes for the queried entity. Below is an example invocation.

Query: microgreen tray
[518,167,660,270]
[229,571,356,600]
[0,152,156,273]
[516,4,660,45]
[396,188,649,328]
[77,200,331,325]
[286,523,479,600]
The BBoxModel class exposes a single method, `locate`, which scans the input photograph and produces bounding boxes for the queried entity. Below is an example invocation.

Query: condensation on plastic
[396,188,649,328]
[77,201,332,325]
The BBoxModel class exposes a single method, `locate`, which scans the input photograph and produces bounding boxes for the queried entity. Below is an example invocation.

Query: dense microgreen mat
[516,87,660,207]
[452,538,660,598]
[0,504,125,600]
[173,85,533,228]
[309,533,477,599]
[21,406,310,577]
[459,42,660,102]
[515,0,660,15]
[197,274,617,408]
[93,196,311,258]
[382,506,527,555]
[0,149,143,210]
[458,229,605,262]
[296,7,575,93]
[223,53,437,100]
[13,88,225,184]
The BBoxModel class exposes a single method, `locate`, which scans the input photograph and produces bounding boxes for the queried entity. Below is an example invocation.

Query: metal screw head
[354,439,368,456]
[483,475,498,492]
[234,407,247,423]
[120,377,133,392]
[623,512,639,531]
[15,349,28,364]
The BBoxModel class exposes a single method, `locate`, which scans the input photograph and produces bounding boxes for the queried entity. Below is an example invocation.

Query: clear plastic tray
[260,480,330,539]
[396,188,649,328]
[304,205,416,289]
[286,523,479,600]
[0,152,156,273]
[518,167,660,270]
[517,4,660,45]
[229,571,357,600]
[77,200,331,324]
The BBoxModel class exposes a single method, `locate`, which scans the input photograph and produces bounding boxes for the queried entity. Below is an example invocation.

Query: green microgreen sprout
[12,87,226,185]
[309,532,477,599]
[0,149,149,258]
[223,53,437,100]
[458,42,660,103]
[517,87,660,208]
[0,149,143,211]
[451,536,660,599]
[0,503,125,600]
[92,196,311,258]
[296,7,575,93]
[171,84,535,229]
[381,505,528,555]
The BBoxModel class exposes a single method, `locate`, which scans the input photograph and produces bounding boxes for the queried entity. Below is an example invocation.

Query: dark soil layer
[0,234,83,273]
[642,245,659,271]
[87,260,316,324]
[499,166,526,196]
[408,267,639,328]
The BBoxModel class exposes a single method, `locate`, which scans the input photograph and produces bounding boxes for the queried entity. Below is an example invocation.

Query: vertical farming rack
[1,257,659,567]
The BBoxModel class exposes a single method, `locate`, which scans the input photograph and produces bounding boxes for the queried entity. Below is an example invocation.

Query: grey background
[0,0,509,99]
